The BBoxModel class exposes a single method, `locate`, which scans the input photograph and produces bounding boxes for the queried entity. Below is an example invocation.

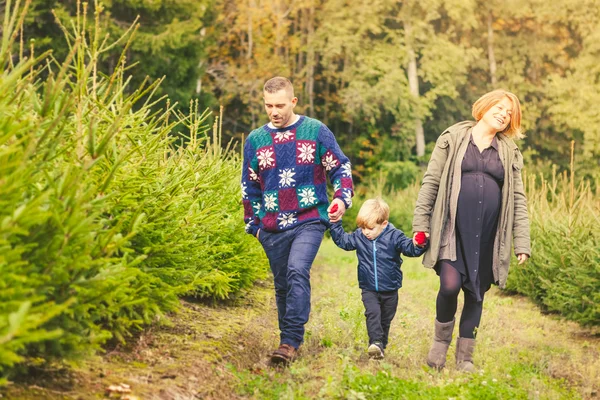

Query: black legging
[436,261,485,339]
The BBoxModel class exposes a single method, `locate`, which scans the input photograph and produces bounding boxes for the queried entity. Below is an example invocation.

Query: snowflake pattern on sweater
[242,116,354,235]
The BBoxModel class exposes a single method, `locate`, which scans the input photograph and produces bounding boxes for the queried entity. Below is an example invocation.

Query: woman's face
[481,97,513,133]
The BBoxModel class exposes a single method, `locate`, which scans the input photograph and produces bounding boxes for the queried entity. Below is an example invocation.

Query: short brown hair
[356,198,390,228]
[472,89,524,139]
[263,77,294,96]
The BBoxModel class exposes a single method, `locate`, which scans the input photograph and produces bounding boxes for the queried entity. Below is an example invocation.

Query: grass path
[4,239,599,399]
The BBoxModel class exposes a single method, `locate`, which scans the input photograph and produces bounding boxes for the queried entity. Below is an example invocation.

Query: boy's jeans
[361,289,399,348]
[259,221,326,349]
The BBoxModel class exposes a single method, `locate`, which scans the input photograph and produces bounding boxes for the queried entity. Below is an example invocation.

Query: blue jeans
[259,221,326,349]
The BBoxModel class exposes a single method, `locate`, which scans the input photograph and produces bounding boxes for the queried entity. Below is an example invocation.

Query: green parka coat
[412,121,531,288]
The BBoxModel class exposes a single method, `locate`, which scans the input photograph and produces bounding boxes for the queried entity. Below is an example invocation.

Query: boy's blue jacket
[329,221,426,292]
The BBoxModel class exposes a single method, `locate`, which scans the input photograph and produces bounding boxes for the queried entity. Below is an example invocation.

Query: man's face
[264,89,298,128]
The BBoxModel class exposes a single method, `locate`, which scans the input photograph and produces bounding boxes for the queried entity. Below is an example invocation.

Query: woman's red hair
[472,90,524,139]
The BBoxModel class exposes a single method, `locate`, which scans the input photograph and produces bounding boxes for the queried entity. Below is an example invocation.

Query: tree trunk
[306,5,315,116]
[323,80,329,124]
[274,1,282,57]
[297,8,305,75]
[487,11,497,87]
[294,9,301,75]
[251,88,258,128]
[273,0,293,59]
[247,0,254,60]
[405,20,425,157]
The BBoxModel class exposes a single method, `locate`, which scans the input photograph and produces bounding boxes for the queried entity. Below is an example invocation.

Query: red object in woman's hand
[415,232,427,245]
[330,203,339,213]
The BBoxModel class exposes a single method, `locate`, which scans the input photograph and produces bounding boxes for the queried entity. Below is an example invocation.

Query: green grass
[224,239,594,399]
[3,239,597,399]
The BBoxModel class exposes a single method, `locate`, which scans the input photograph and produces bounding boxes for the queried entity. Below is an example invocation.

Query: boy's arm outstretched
[329,221,358,251]
[393,229,427,257]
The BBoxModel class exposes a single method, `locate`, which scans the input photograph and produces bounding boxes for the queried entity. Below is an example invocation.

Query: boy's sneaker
[368,341,384,359]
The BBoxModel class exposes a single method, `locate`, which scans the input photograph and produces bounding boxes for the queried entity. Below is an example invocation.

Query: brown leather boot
[456,337,476,372]
[426,318,455,370]
[270,344,297,366]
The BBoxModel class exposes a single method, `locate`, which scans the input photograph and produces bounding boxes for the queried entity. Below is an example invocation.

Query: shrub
[379,160,421,192]
[0,2,265,379]
[506,155,600,326]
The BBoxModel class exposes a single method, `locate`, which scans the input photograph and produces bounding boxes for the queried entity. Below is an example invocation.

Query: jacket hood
[441,120,475,136]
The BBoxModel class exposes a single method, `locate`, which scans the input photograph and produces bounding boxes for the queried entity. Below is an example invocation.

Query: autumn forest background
[21,0,600,184]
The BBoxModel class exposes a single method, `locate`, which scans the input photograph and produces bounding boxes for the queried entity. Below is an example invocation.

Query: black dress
[436,134,505,301]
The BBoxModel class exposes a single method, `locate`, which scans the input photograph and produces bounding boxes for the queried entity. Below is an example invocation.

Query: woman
[412,89,530,372]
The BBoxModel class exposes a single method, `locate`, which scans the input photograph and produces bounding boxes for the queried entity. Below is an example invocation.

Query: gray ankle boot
[456,337,476,372]
[426,319,455,369]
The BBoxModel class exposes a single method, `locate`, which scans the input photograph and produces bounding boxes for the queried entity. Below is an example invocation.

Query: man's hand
[328,199,346,223]
[413,231,430,247]
[256,229,260,240]
[517,253,529,264]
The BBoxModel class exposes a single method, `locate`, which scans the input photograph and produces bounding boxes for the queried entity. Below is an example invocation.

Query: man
[241,77,354,365]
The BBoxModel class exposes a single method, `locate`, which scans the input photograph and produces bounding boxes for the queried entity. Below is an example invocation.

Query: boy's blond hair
[356,197,390,228]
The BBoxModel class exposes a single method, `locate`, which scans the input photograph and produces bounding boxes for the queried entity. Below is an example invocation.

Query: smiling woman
[472,90,523,140]
[412,89,531,373]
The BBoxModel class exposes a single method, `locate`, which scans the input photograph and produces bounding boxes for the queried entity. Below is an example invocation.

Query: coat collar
[442,121,518,154]
[496,132,518,151]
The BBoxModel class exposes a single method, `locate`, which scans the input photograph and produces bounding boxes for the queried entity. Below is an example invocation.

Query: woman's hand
[413,232,430,247]
[517,253,529,264]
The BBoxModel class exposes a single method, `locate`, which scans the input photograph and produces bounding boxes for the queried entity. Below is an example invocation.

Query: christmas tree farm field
[0,2,265,383]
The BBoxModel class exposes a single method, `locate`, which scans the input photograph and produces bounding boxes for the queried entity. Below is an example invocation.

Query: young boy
[329,197,427,359]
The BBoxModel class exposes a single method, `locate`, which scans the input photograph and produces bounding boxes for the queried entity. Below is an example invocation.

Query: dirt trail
[4,239,599,399]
